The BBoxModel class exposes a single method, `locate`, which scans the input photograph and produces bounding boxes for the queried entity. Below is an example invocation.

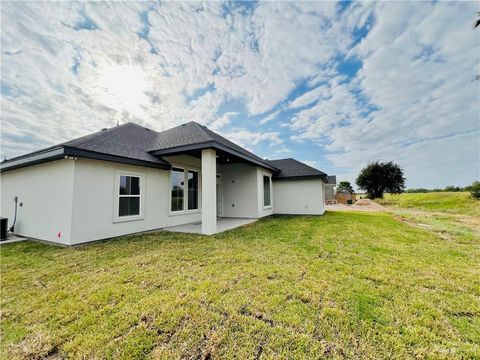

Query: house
[324,175,337,204]
[0,121,334,245]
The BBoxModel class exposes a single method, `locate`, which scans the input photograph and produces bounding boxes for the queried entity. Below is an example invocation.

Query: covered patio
[163,218,257,235]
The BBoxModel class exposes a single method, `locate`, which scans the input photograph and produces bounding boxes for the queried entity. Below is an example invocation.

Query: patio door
[216,174,222,218]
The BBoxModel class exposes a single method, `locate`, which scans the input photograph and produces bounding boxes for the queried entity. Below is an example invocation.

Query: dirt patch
[326,199,386,212]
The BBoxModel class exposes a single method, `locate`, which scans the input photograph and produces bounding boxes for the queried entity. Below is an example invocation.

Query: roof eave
[150,141,279,172]
[0,146,172,172]
[63,146,172,170]
[0,147,66,172]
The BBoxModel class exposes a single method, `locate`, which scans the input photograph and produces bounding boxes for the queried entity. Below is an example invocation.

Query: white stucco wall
[220,163,258,218]
[0,160,75,245]
[3,154,330,244]
[69,156,202,245]
[273,179,325,215]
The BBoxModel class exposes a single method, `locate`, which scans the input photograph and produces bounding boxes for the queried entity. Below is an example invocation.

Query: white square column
[201,149,217,235]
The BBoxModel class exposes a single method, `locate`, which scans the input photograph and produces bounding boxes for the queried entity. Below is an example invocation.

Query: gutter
[272,174,329,182]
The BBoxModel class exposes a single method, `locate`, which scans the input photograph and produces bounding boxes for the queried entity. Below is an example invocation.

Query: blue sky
[1,1,479,188]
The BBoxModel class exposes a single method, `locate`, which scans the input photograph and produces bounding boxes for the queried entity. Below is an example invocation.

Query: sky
[1,1,479,189]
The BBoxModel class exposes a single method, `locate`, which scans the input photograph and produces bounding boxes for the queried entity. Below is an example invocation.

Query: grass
[2,211,479,359]
[377,192,480,217]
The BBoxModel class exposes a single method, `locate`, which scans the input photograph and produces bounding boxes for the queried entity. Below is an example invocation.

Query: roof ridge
[190,121,217,141]
[66,122,136,147]
[269,157,294,161]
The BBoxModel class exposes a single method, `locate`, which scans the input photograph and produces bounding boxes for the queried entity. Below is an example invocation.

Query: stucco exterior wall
[220,163,259,218]
[273,178,325,215]
[69,156,202,245]
[0,159,75,245]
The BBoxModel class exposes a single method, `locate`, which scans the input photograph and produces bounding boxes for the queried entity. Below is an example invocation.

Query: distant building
[324,175,336,204]
[335,188,356,205]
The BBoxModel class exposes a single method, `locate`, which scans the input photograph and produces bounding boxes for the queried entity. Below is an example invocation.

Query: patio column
[201,148,217,235]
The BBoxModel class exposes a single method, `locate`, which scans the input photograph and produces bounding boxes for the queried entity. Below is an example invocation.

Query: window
[170,166,201,213]
[263,175,271,207]
[171,167,185,212]
[188,170,199,210]
[118,175,141,217]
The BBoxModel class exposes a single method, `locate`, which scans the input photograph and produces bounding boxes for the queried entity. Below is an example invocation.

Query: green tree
[469,181,480,199]
[337,181,354,193]
[356,161,406,199]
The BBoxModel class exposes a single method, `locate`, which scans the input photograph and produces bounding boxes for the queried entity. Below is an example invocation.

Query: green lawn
[376,192,480,217]
[1,211,479,359]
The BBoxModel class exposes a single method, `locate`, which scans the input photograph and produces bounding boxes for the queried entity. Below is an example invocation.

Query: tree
[356,161,405,199]
[444,185,461,192]
[469,181,480,199]
[337,181,354,193]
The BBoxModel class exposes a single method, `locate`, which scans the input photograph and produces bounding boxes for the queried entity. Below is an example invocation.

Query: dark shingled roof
[148,121,276,170]
[1,122,275,171]
[1,123,171,170]
[327,175,337,185]
[267,158,328,181]
[64,123,168,165]
[1,121,334,180]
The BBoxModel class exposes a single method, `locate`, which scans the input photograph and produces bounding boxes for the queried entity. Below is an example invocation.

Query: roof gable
[148,121,277,171]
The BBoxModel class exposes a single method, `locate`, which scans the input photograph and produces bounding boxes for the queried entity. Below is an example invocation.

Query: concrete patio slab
[163,218,257,234]
[0,234,29,245]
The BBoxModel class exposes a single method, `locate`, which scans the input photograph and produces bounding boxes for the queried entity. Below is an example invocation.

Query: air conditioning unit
[0,217,8,241]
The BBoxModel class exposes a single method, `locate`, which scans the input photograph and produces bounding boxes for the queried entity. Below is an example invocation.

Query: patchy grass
[377,192,480,217]
[1,212,480,359]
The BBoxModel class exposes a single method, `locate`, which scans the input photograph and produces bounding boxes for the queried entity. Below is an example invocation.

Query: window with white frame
[171,167,185,212]
[118,175,141,217]
[263,175,271,207]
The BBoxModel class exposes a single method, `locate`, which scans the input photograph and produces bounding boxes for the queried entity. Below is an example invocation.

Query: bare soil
[326,199,386,212]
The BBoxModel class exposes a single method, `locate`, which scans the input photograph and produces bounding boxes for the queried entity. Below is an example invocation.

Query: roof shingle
[267,158,328,181]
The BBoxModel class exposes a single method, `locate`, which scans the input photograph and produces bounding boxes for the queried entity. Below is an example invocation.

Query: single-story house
[0,121,334,245]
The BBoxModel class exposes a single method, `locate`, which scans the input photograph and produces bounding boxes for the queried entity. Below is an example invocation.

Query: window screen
[188,170,199,210]
[263,175,271,207]
[171,168,185,211]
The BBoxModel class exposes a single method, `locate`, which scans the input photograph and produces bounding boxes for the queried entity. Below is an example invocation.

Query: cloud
[1,1,478,188]
[209,111,239,130]
[220,129,283,151]
[288,1,479,187]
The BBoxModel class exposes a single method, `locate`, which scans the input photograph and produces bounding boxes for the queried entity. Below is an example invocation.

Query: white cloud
[220,129,283,151]
[289,1,479,187]
[209,111,239,131]
[0,1,477,188]
[287,85,330,110]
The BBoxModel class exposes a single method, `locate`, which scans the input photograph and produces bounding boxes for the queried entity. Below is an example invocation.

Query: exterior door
[216,175,222,217]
